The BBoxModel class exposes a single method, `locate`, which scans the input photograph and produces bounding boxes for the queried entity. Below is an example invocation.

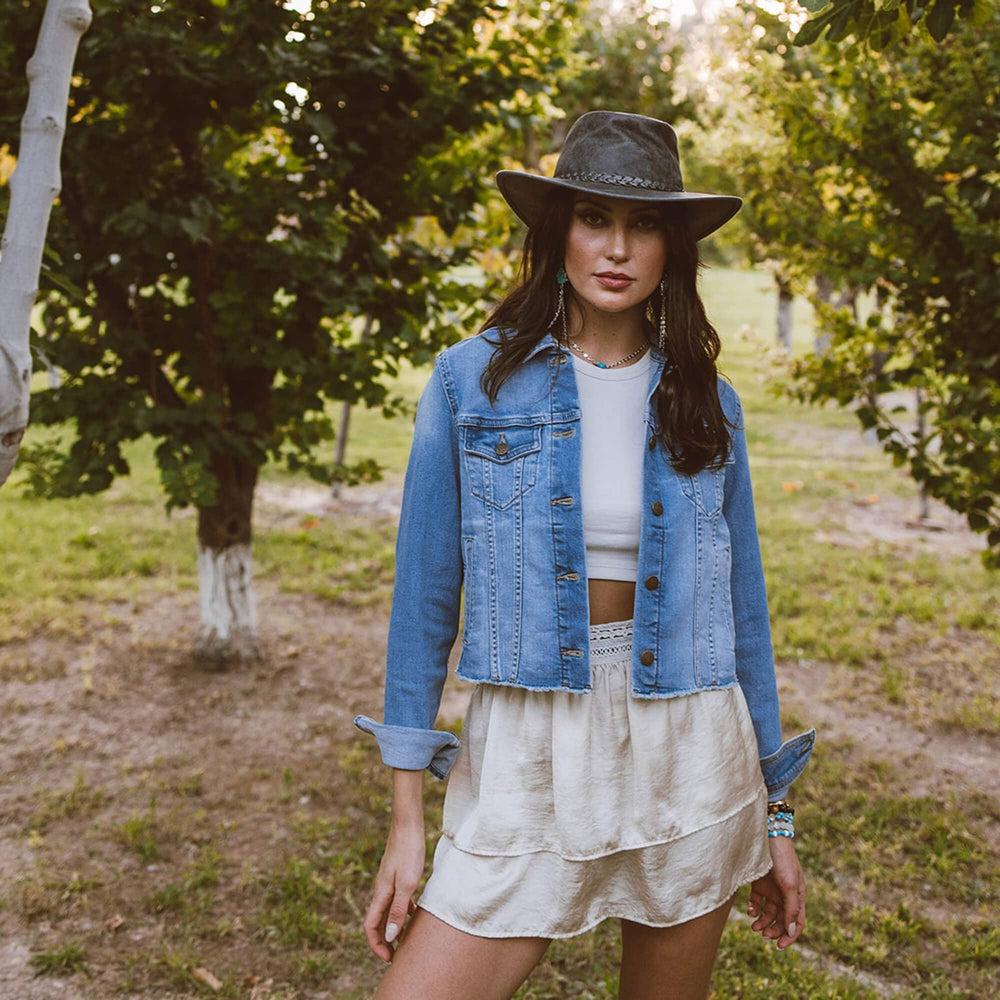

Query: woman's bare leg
[373,904,552,1000]
[617,891,736,1000]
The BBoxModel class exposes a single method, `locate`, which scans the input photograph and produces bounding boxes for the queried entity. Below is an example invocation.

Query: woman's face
[563,193,669,321]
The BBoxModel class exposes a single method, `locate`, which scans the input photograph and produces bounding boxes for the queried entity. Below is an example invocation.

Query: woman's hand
[363,819,426,963]
[747,837,806,950]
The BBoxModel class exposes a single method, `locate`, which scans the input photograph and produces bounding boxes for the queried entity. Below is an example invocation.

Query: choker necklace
[568,339,649,369]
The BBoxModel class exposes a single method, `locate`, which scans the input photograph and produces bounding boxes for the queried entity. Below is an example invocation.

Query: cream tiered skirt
[415,618,775,939]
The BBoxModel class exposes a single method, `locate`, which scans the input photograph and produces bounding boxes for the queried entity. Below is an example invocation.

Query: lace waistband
[588,617,633,663]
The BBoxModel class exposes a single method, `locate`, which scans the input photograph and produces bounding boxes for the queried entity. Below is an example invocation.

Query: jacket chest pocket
[678,452,736,517]
[460,423,542,511]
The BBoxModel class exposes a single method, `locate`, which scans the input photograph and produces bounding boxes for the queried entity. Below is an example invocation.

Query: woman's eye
[575,210,659,229]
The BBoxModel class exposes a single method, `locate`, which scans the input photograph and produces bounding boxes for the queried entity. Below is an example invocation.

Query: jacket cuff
[759,728,816,799]
[353,715,462,780]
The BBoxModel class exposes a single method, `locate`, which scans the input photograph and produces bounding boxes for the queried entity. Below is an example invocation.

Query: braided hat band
[560,169,681,190]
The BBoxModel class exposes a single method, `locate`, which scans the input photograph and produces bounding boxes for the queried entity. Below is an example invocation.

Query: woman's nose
[606,225,630,260]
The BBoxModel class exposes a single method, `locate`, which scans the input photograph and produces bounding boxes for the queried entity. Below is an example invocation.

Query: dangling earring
[658,275,668,352]
[549,264,569,341]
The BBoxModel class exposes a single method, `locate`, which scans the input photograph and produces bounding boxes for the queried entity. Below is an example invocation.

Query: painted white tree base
[196,542,260,665]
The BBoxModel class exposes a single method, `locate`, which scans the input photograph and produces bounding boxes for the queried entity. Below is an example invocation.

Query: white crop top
[571,346,653,582]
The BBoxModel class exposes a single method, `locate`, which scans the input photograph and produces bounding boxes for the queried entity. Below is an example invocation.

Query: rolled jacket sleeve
[353,352,463,780]
[723,390,816,800]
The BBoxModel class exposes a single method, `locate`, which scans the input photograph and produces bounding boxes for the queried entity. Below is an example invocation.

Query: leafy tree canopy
[0,0,575,516]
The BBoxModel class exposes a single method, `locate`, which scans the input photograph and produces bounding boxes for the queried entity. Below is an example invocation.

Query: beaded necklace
[566,338,650,369]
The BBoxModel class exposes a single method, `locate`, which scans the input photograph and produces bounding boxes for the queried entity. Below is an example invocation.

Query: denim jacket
[354,328,816,802]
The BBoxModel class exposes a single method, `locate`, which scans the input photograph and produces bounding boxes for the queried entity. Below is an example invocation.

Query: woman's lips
[594,273,635,290]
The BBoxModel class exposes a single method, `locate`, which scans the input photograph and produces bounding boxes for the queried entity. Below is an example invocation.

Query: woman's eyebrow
[574,198,657,214]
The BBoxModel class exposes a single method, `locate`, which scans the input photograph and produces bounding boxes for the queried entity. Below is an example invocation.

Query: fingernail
[788,921,797,935]
[385,922,399,942]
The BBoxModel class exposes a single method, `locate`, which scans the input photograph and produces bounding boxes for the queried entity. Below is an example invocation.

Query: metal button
[640,649,654,666]
[645,575,659,590]
[494,435,509,457]
[651,500,663,516]
[648,435,656,450]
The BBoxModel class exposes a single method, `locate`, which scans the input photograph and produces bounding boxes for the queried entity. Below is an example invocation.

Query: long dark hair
[478,188,735,476]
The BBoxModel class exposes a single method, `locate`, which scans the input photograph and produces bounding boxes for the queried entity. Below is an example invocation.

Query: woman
[353,111,817,999]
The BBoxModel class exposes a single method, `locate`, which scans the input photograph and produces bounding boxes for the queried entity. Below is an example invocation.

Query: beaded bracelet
[766,798,796,839]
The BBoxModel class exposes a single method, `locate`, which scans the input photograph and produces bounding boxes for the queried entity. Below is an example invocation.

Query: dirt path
[0,938,85,1000]
[0,582,390,999]
[778,659,1000,811]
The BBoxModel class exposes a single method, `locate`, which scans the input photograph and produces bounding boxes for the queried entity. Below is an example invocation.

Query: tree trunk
[0,0,92,487]
[330,398,351,500]
[195,452,260,666]
[914,385,931,520]
[524,125,540,169]
[836,284,859,323]
[813,273,832,354]
[870,282,891,380]
[862,283,890,447]
[776,275,793,353]
[330,312,371,499]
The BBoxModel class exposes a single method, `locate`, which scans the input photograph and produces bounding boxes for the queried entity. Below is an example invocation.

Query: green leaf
[827,6,856,42]
[794,12,838,45]
[856,405,877,429]
[40,265,88,304]
[926,0,957,39]
[968,509,988,531]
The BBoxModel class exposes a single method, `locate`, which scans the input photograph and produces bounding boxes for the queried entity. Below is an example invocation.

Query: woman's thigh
[618,891,736,1000]
[373,904,552,1000]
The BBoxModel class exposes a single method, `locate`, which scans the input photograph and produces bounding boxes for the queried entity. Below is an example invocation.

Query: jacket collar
[523,330,560,361]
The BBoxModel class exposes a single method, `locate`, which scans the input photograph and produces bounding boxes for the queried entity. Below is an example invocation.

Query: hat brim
[495,169,742,242]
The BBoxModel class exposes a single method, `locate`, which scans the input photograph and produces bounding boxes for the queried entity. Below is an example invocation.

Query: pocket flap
[462,425,541,463]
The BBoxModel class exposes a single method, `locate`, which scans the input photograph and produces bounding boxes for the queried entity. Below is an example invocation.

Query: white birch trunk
[196,542,259,664]
[0,0,92,487]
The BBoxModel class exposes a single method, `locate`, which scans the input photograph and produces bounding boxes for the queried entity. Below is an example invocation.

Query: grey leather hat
[496,110,742,241]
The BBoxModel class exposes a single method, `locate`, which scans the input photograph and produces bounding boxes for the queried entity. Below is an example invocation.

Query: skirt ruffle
[416,617,774,938]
